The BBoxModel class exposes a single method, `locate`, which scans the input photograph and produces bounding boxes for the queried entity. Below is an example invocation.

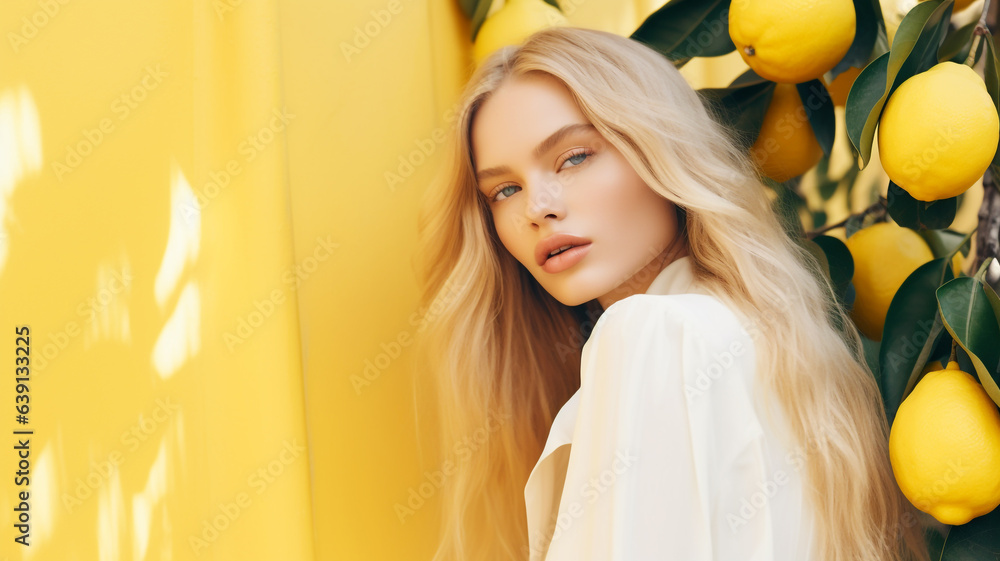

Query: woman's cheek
[494,214,522,256]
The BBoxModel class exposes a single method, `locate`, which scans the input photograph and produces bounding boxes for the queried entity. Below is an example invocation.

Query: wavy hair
[411,26,929,561]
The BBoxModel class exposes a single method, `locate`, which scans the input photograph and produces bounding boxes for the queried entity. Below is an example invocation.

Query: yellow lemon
[952,250,965,276]
[729,0,856,83]
[826,66,862,107]
[472,0,567,66]
[750,83,824,182]
[844,222,934,340]
[889,361,1000,525]
[878,62,1000,202]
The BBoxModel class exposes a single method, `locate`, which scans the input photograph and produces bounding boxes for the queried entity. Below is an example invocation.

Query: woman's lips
[541,243,592,274]
[535,233,593,267]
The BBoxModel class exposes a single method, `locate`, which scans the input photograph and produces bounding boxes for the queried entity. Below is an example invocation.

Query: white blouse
[523,256,816,560]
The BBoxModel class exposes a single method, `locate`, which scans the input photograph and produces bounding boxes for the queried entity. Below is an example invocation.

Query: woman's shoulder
[592,291,753,347]
[575,289,769,469]
[581,292,756,392]
[579,294,761,423]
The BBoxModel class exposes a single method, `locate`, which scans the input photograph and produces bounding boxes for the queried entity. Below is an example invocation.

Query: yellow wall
[0,1,755,559]
[0,2,313,559]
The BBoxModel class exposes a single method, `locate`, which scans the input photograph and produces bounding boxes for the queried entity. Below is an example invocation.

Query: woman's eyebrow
[475,122,596,183]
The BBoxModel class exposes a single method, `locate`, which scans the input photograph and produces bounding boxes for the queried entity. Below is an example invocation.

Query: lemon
[952,250,965,276]
[844,222,934,341]
[750,83,824,182]
[878,62,1000,202]
[729,0,856,83]
[889,361,1000,525]
[472,0,567,66]
[825,66,862,107]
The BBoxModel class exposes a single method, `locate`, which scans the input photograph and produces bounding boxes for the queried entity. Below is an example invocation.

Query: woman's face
[470,73,685,309]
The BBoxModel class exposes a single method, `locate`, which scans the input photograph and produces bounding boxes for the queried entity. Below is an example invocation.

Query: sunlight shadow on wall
[152,161,202,380]
[0,85,42,274]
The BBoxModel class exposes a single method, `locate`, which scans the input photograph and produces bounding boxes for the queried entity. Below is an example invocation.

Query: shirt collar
[643,254,701,296]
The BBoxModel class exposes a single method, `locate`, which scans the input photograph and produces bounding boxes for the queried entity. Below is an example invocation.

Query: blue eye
[566,152,588,166]
[493,185,520,202]
[490,150,593,203]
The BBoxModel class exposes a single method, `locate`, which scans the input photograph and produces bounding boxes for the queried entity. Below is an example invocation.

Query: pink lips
[535,234,593,274]
[541,243,592,274]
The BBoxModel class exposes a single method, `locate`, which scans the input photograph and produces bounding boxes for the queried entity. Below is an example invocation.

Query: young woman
[412,26,929,561]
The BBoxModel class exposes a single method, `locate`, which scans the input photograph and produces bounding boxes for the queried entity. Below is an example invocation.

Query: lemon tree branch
[805,197,887,238]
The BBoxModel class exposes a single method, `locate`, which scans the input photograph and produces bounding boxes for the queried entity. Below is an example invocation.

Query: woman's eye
[493,185,520,202]
[491,150,591,203]
[561,150,591,169]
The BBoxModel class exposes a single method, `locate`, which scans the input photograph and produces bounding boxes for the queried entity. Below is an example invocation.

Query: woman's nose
[524,175,567,225]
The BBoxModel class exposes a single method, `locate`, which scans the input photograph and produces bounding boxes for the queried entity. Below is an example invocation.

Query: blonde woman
[412,26,929,561]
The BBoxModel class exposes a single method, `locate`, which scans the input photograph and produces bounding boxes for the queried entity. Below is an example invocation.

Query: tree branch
[973,0,1000,274]
[805,198,887,239]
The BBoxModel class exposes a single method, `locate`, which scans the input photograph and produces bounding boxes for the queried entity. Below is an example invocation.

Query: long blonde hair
[412,26,929,561]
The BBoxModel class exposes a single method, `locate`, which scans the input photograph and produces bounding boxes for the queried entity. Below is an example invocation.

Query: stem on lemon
[966,0,994,67]
[965,0,990,68]
[966,34,981,67]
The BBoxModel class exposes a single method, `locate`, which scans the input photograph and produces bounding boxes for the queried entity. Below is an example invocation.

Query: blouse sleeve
[540,294,777,561]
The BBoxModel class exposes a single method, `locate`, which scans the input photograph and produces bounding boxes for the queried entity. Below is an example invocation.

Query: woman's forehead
[471,76,587,160]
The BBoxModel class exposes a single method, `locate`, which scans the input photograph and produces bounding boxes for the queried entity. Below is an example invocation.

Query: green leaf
[470,0,494,41]
[813,234,855,309]
[728,67,768,87]
[929,327,956,365]
[983,33,1000,170]
[973,260,1000,355]
[836,163,861,201]
[938,20,977,63]
[862,331,882,385]
[699,80,776,151]
[800,237,831,278]
[846,52,890,167]
[889,0,954,88]
[796,80,836,158]
[937,276,1000,407]
[631,0,735,61]
[887,181,957,230]
[819,177,839,200]
[879,257,953,424]
[981,263,1000,330]
[974,30,987,66]
[846,0,954,167]
[814,156,839,201]
[919,228,974,261]
[940,506,1000,560]
[927,524,949,561]
[812,210,828,227]
[541,0,560,10]
[800,236,854,337]
[459,0,478,19]
[672,57,693,69]
[873,16,891,59]
[845,213,865,238]
[831,0,882,78]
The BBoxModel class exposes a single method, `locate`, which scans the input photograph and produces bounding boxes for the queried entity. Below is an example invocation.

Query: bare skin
[471,72,687,310]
